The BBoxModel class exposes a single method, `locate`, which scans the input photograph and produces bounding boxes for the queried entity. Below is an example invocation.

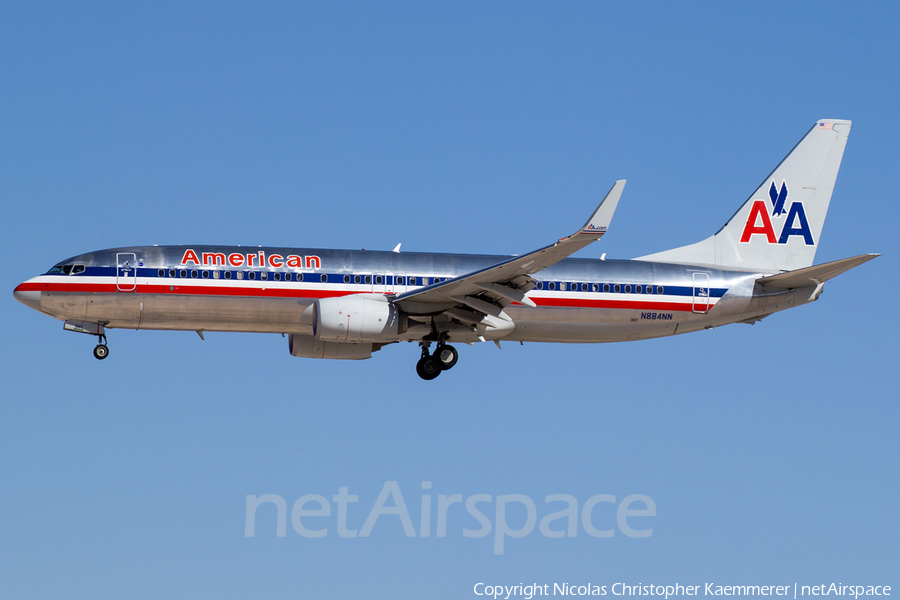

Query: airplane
[14,119,878,380]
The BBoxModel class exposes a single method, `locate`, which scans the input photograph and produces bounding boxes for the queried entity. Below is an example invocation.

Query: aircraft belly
[503,297,750,343]
[503,306,677,343]
[508,319,677,343]
[61,292,315,334]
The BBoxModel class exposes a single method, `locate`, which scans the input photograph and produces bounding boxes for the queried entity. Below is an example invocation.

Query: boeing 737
[14,119,878,379]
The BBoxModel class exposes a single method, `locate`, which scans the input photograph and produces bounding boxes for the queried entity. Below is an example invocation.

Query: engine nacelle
[289,334,373,360]
[314,294,400,343]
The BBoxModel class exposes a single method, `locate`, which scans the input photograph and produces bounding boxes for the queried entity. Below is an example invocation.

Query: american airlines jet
[14,119,877,379]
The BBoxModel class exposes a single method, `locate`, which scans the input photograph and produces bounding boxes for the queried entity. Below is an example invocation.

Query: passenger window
[422,277,430,285]
[237,272,244,280]
[180,269,187,278]
[297,273,303,282]
[169,269,175,278]
[603,284,610,293]
[158,269,165,277]
[560,282,567,291]
[635,285,642,293]
[344,275,351,283]
[624,284,631,293]
[261,272,268,280]
[614,284,620,293]
[213,271,220,279]
[376,275,383,284]
[580,283,587,291]
[225,271,232,279]
[657,286,664,294]
[592,283,599,292]
[354,275,361,284]
[274,273,281,281]
[202,270,209,279]
[646,285,652,294]
[548,282,556,290]
[365,275,372,284]
[535,281,543,290]
[191,270,198,278]
[409,277,417,285]
[396,276,405,285]
[320,274,327,283]
[248,272,256,280]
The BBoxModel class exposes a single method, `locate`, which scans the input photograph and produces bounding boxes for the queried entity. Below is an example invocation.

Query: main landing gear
[416,341,459,380]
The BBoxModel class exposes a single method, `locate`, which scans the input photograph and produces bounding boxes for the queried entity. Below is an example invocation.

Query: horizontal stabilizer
[756,253,879,289]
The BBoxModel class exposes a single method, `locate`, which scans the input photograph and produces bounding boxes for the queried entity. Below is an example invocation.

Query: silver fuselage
[14,245,814,344]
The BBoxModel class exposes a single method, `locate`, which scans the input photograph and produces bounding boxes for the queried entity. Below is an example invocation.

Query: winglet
[578,180,625,236]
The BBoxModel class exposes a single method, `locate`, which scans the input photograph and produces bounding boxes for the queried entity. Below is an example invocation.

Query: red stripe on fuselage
[16,280,710,312]
[15,281,360,299]
[533,296,706,312]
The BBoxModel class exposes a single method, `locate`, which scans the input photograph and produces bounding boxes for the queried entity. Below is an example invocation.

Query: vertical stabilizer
[637,120,851,272]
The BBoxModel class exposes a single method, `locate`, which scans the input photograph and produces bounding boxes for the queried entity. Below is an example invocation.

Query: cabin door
[116,253,137,292]
[692,272,710,313]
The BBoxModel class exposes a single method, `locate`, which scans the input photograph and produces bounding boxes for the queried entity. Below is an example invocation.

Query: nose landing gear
[63,321,110,360]
[415,341,459,380]
[93,342,110,360]
[93,332,110,360]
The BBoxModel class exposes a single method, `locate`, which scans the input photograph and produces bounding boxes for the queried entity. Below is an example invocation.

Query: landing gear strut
[415,340,459,380]
[62,321,110,360]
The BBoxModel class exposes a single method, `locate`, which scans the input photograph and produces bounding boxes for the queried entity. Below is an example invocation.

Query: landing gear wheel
[435,344,458,370]
[93,344,109,360]
[416,355,441,380]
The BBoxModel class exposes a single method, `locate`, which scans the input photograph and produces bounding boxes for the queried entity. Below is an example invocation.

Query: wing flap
[756,253,879,289]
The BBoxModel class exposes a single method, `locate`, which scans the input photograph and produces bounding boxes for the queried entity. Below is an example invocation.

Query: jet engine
[313,293,401,343]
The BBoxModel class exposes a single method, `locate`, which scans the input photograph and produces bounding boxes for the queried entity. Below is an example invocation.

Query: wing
[393,180,625,324]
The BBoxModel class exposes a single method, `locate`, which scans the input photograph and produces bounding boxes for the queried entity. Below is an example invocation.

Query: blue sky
[2,2,897,598]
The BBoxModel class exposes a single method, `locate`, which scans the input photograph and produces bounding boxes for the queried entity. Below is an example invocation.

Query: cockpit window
[48,264,76,275]
[72,265,85,274]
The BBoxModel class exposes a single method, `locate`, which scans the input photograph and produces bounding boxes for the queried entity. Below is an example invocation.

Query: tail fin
[638,119,851,272]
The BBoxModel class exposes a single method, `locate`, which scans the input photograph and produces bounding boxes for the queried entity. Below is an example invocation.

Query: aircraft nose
[13,284,41,311]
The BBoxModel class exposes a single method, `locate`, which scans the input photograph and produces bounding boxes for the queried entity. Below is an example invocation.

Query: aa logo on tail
[739,181,814,246]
